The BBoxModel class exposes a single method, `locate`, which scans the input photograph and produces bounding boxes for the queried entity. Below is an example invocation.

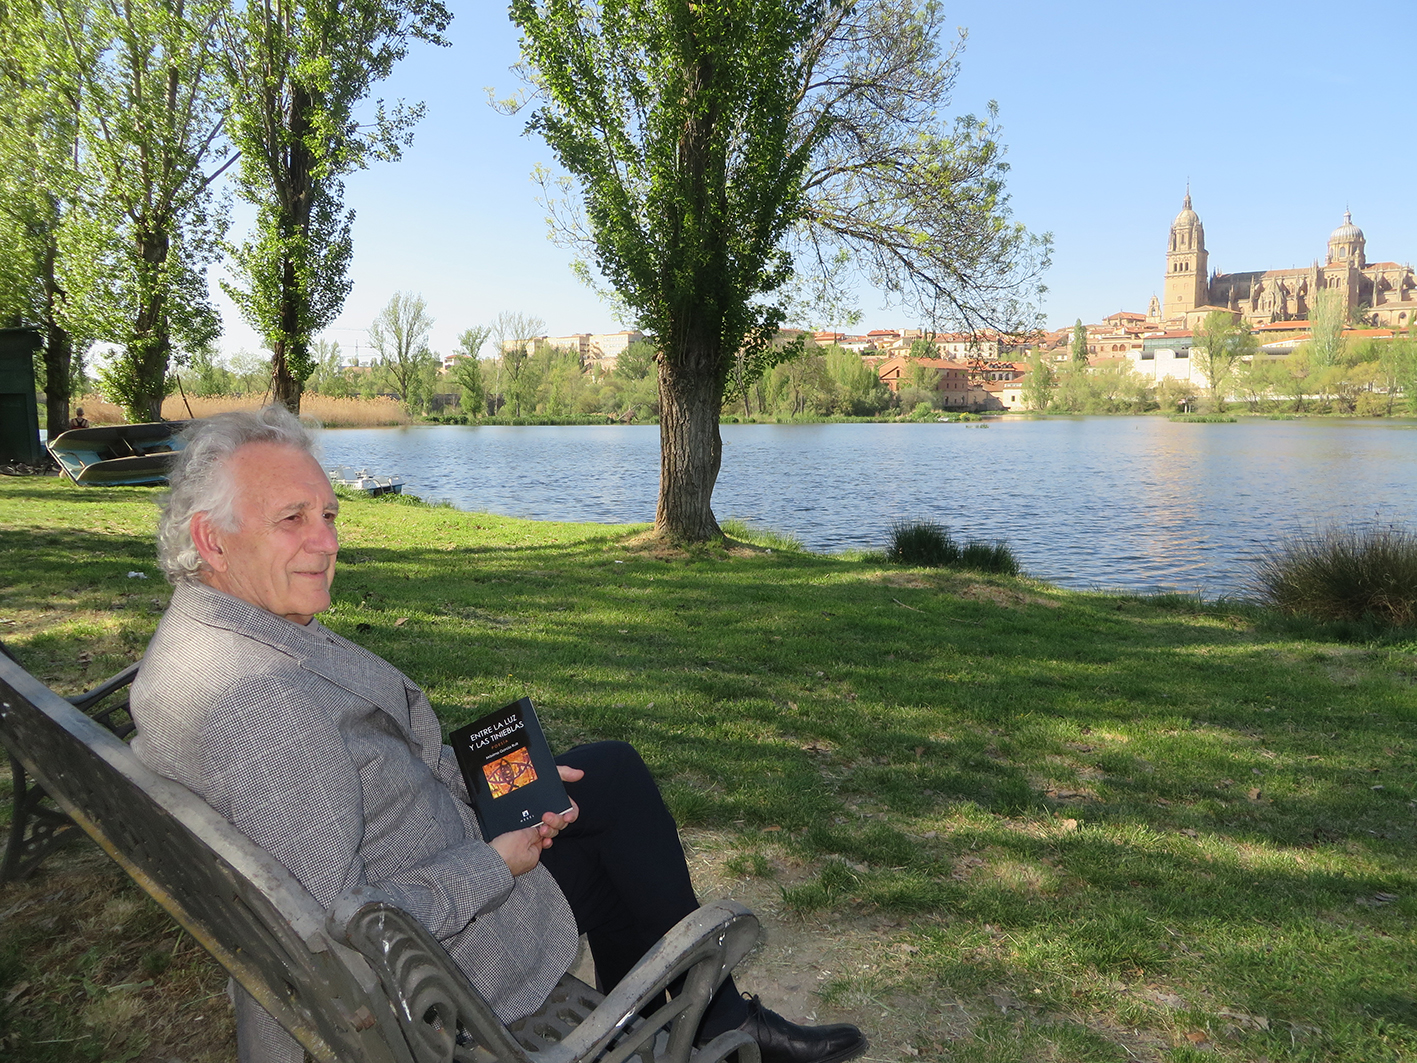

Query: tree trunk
[131,229,171,421]
[270,83,314,414]
[39,241,72,438]
[655,342,723,542]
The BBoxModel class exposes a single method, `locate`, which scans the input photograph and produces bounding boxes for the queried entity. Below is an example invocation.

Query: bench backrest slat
[0,654,411,1063]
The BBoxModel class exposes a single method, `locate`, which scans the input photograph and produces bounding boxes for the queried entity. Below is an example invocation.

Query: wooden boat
[326,466,406,497]
[47,421,189,486]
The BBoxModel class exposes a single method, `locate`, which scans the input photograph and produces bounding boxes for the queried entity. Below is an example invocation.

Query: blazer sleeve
[197,673,515,938]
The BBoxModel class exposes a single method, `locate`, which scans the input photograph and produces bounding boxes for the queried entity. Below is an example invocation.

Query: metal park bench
[0,650,762,1063]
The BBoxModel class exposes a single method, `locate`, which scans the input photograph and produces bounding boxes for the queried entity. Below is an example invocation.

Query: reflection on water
[319,417,1417,598]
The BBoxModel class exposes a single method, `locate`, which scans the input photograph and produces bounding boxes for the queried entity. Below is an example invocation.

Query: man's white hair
[157,406,318,585]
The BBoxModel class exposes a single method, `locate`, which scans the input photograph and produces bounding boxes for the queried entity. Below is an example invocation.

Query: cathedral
[1162,192,1417,330]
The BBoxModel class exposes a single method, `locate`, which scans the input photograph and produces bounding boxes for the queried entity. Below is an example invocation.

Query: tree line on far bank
[162,289,903,423]
[1024,301,1417,417]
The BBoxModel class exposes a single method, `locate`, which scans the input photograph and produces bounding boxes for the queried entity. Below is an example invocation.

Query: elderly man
[131,407,867,1063]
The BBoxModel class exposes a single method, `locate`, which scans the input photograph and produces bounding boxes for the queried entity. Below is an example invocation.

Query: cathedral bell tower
[1164,189,1209,322]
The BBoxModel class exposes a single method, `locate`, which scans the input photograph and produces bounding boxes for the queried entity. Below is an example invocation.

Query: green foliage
[216,0,451,409]
[1020,351,1055,411]
[1051,359,1151,414]
[1190,310,1255,412]
[1308,287,1347,368]
[613,339,658,382]
[1253,524,1417,626]
[370,291,436,409]
[1070,318,1088,364]
[55,0,230,421]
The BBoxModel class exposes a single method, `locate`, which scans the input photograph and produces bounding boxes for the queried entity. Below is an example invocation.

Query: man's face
[194,442,339,624]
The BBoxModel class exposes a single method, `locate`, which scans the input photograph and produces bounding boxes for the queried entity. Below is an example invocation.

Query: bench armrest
[331,891,761,1063]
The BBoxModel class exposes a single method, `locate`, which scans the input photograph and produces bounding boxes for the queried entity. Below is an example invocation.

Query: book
[449,697,572,842]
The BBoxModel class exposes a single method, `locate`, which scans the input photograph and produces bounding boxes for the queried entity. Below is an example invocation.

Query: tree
[0,0,89,437]
[54,0,233,421]
[216,0,451,413]
[1308,288,1346,369]
[369,291,435,408]
[1191,310,1254,412]
[452,325,490,416]
[510,0,1048,540]
[489,311,545,418]
[1021,351,1055,411]
[305,338,354,397]
[1377,328,1417,416]
[1070,319,1088,365]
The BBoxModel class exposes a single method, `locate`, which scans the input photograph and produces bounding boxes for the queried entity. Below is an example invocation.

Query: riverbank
[1,479,1414,1062]
[56,393,1417,432]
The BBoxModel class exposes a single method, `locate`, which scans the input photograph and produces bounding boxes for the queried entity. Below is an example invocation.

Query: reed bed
[68,394,413,427]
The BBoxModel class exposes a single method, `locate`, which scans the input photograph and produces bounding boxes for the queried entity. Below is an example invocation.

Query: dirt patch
[958,581,1060,610]
[618,530,767,561]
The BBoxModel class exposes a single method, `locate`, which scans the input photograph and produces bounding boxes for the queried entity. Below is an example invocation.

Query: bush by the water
[1253,524,1417,626]
[886,520,1020,574]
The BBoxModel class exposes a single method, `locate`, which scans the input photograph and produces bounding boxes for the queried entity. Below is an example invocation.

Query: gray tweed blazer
[131,582,578,1062]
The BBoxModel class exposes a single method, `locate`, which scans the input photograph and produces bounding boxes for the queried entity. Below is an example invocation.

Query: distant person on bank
[68,407,89,429]
[129,406,868,1063]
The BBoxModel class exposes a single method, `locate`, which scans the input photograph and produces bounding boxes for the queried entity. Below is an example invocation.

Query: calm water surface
[320,418,1417,598]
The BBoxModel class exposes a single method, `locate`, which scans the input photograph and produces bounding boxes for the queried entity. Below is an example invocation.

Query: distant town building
[875,356,972,406]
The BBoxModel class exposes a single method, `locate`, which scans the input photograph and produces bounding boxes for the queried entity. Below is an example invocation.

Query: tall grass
[161,394,412,427]
[886,520,1020,574]
[68,394,412,427]
[720,518,804,552]
[1252,523,1417,625]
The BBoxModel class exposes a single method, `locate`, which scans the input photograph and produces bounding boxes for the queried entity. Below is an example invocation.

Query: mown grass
[1,475,1415,1062]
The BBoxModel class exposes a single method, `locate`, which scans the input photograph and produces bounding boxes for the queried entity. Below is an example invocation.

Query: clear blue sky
[210,1,1417,361]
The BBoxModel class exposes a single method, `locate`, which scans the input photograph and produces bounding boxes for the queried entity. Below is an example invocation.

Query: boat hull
[47,422,189,487]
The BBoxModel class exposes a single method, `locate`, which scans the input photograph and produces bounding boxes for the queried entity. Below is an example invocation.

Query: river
[319,417,1417,598]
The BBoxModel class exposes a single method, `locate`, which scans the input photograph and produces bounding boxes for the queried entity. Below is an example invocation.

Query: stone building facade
[1163,193,1417,329]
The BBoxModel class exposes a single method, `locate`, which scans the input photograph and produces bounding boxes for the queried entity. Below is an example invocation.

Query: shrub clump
[886,521,1019,575]
[1252,524,1417,626]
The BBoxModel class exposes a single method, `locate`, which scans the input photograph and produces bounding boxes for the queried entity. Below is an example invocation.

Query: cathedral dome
[1330,210,1363,244]
[1172,192,1200,230]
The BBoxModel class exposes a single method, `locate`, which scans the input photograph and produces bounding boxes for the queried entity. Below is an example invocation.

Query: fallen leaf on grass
[1216,1008,1270,1031]
[1247,787,1263,801]
[394,617,408,627]
[4,980,30,1005]
[1184,1030,1208,1044]
[761,825,782,833]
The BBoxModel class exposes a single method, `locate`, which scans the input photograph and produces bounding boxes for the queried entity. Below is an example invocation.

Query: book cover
[449,697,572,842]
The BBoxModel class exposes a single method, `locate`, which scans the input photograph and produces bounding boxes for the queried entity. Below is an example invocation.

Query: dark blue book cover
[450,697,572,842]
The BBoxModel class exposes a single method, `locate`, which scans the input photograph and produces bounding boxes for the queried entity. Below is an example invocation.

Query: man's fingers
[557,765,585,782]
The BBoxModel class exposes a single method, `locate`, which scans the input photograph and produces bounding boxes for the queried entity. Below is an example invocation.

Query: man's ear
[190,512,228,573]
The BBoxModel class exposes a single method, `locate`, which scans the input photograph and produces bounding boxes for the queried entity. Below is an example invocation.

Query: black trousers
[545,741,748,1038]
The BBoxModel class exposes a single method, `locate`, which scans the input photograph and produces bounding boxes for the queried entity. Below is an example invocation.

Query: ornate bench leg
[1,754,85,883]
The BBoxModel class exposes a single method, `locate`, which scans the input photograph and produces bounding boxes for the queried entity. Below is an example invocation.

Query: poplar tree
[51,0,231,422]
[510,0,1049,541]
[1070,319,1088,364]
[216,0,451,413]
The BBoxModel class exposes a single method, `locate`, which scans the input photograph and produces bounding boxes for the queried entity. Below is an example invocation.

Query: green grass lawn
[1,475,1415,1062]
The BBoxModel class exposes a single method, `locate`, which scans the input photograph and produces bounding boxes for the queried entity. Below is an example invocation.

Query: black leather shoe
[736,994,868,1063]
